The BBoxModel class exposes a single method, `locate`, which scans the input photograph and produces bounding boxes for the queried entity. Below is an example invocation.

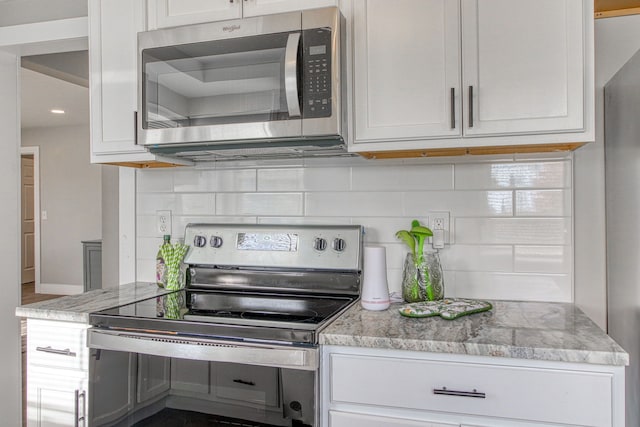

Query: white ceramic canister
[361,245,391,310]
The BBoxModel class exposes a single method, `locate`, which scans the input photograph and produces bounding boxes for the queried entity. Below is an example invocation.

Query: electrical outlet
[429,211,451,248]
[156,210,172,235]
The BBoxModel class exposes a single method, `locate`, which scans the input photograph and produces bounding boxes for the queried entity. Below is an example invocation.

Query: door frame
[20,146,40,291]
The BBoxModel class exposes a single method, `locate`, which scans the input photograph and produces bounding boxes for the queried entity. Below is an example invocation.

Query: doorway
[20,148,39,289]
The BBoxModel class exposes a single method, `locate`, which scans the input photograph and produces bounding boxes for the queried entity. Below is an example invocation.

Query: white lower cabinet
[322,346,624,427]
[26,319,89,427]
[330,411,456,427]
[28,371,88,427]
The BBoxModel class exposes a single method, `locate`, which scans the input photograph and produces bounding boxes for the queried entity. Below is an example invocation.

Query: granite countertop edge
[15,282,170,324]
[319,333,629,366]
[319,301,630,367]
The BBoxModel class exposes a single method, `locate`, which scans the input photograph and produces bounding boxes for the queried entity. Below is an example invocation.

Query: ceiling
[20,51,89,129]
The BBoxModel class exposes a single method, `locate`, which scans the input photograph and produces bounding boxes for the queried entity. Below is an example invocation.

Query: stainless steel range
[88,224,362,427]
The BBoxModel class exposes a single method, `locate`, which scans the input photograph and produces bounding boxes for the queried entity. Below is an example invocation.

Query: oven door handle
[284,32,302,118]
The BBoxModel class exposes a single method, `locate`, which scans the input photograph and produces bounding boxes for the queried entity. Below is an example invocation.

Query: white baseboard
[38,283,83,295]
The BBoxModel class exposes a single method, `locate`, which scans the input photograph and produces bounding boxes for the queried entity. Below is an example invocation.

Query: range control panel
[184,224,362,272]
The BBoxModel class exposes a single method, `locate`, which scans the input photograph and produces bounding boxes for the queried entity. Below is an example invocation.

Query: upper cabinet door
[89,0,154,158]
[352,0,462,143]
[461,0,585,136]
[151,0,241,29]
[242,0,337,17]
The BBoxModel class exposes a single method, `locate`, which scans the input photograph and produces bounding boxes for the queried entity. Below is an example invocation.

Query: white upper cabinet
[148,0,337,29]
[89,0,149,161]
[151,0,241,29]
[89,0,191,166]
[353,0,462,141]
[349,0,594,153]
[461,0,584,136]
[242,0,337,17]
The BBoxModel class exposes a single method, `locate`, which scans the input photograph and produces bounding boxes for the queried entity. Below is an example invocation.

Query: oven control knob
[332,238,346,252]
[313,237,327,251]
[289,401,302,412]
[210,235,223,248]
[193,235,207,248]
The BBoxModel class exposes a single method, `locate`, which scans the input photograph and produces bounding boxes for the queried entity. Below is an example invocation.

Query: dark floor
[21,282,65,427]
[134,408,277,427]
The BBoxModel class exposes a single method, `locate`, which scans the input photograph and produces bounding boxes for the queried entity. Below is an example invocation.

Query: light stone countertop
[15,282,170,323]
[319,300,629,366]
[16,285,628,366]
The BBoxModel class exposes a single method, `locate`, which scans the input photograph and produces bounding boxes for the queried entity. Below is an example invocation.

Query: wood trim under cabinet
[595,0,640,18]
[103,161,188,168]
[357,142,585,160]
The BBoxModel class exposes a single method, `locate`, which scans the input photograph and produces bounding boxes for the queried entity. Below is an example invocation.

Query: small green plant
[396,220,434,301]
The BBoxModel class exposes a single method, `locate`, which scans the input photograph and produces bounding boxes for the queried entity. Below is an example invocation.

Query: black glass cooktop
[89,290,356,345]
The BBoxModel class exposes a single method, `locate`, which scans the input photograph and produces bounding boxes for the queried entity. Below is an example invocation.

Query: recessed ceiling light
[50,109,65,114]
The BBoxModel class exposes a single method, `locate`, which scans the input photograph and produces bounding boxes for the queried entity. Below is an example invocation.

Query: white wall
[102,165,119,288]
[136,154,573,303]
[22,124,101,292]
[574,14,640,330]
[0,49,23,427]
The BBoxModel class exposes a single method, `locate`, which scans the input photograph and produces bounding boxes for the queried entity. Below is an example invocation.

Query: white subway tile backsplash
[137,193,176,215]
[404,191,513,217]
[455,161,571,190]
[174,193,215,215]
[216,193,303,216]
[173,169,256,192]
[439,245,513,272]
[138,237,164,260]
[356,217,430,243]
[137,170,174,192]
[514,245,571,274]
[257,216,352,225]
[173,169,217,192]
[305,192,404,216]
[449,272,572,302]
[515,190,571,217]
[455,218,571,245]
[351,164,453,191]
[137,259,156,283]
[215,169,257,192]
[135,156,575,304]
[257,167,351,192]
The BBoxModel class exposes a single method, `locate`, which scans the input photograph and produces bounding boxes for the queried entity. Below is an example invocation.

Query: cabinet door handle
[134,111,138,144]
[468,85,474,128]
[233,379,256,386]
[36,346,76,357]
[433,387,485,399]
[450,87,456,129]
[74,390,86,427]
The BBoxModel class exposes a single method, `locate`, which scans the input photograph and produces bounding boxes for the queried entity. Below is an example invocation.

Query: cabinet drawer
[213,363,279,408]
[330,354,612,427]
[27,320,88,372]
[329,410,455,427]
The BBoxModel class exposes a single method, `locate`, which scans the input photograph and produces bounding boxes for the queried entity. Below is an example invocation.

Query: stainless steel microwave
[137,7,346,157]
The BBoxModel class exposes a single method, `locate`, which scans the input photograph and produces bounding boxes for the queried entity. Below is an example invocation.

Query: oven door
[88,332,316,426]
[138,13,305,147]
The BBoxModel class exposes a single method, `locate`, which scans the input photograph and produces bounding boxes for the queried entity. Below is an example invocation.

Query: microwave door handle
[284,32,302,118]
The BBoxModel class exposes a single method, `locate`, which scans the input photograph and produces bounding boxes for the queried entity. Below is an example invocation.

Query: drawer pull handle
[233,379,255,386]
[433,387,485,399]
[36,346,77,357]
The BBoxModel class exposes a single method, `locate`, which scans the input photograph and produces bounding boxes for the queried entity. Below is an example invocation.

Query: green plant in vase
[396,220,435,302]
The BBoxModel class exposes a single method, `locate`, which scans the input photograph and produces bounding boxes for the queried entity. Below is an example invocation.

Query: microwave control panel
[302,28,332,119]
